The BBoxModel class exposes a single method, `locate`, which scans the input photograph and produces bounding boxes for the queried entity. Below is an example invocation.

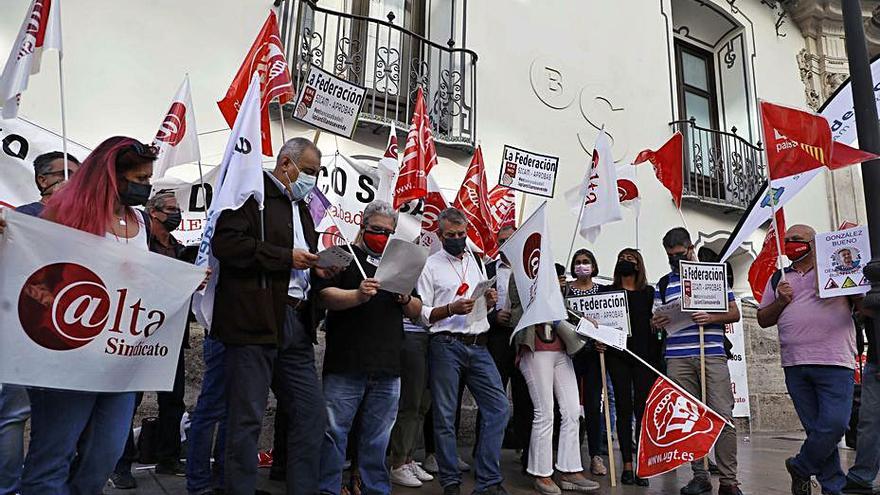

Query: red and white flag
[564,129,622,242]
[761,101,833,180]
[0,0,62,119]
[394,87,437,209]
[749,209,786,304]
[633,132,683,208]
[217,11,293,157]
[616,163,641,215]
[454,147,500,257]
[152,76,201,179]
[376,123,400,204]
[487,184,516,230]
[637,375,727,478]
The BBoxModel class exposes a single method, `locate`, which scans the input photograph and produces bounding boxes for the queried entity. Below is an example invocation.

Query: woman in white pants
[508,273,600,494]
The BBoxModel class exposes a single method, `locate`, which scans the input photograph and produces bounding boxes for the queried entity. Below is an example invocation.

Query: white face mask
[284,163,317,201]
[574,264,593,278]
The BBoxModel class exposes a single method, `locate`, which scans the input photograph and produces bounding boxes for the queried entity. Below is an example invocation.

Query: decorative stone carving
[796,48,822,110]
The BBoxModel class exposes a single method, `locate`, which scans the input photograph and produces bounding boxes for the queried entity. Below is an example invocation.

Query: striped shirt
[655,271,734,359]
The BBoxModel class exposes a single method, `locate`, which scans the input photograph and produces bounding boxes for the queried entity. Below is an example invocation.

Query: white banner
[153,165,219,247]
[678,261,728,312]
[0,210,204,392]
[815,225,872,298]
[498,145,559,198]
[152,76,202,179]
[293,64,367,139]
[565,129,622,242]
[818,57,880,145]
[725,300,751,418]
[0,117,90,208]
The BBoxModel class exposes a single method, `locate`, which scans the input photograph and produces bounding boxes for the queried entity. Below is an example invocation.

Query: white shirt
[494,262,512,311]
[105,207,149,251]
[266,172,310,300]
[417,249,490,335]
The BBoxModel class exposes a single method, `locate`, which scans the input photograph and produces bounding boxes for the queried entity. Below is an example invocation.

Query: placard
[498,145,559,198]
[678,261,728,312]
[292,64,367,138]
[725,299,751,418]
[815,225,871,298]
[565,292,631,336]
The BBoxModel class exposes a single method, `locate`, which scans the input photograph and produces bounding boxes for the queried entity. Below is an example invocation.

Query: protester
[565,249,607,477]
[0,151,79,495]
[600,248,660,486]
[652,227,742,495]
[757,224,860,495]
[844,317,880,494]
[110,190,191,489]
[509,269,600,494]
[418,207,507,495]
[210,137,333,495]
[7,138,158,493]
[314,200,423,494]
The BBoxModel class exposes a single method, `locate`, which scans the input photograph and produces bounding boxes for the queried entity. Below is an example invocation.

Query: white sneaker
[457,456,471,472]
[409,461,434,482]
[422,454,439,474]
[390,464,422,488]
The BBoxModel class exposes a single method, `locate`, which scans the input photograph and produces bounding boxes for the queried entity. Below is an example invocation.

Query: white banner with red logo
[726,299,751,418]
[0,210,204,392]
[637,375,728,478]
[152,76,201,179]
[565,129,622,242]
[499,202,567,333]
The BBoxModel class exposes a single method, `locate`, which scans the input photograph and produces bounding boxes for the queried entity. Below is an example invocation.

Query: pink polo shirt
[760,267,856,369]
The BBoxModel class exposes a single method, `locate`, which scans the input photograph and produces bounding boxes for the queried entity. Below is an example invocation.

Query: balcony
[278,0,478,150]
[670,119,766,211]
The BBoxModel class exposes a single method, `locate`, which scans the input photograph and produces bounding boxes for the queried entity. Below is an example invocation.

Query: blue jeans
[21,389,136,494]
[0,385,30,494]
[319,373,400,495]
[848,362,880,487]
[429,336,509,491]
[785,365,854,494]
[186,336,227,494]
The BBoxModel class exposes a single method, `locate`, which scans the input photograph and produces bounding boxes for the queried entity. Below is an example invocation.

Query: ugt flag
[454,147,499,257]
[500,202,567,333]
[487,184,516,230]
[152,76,201,179]
[565,129,622,242]
[637,375,728,478]
[194,72,265,329]
[0,210,204,392]
[0,0,62,119]
[394,87,437,208]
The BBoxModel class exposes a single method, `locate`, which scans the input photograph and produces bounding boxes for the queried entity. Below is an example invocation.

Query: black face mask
[668,253,688,272]
[120,180,152,206]
[443,237,467,257]
[161,211,182,232]
[616,260,638,277]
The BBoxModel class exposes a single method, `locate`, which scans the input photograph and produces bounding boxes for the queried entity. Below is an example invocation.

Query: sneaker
[558,473,601,492]
[680,477,713,495]
[718,484,744,495]
[457,456,471,472]
[621,470,635,485]
[155,459,186,476]
[533,477,562,495]
[474,483,510,495]
[785,457,811,495]
[842,477,876,495]
[422,454,439,474]
[390,464,423,488]
[443,483,461,495]
[409,461,434,482]
[109,472,137,490]
[589,456,607,476]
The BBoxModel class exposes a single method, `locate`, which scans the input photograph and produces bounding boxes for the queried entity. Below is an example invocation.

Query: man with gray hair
[313,200,423,494]
[417,207,509,495]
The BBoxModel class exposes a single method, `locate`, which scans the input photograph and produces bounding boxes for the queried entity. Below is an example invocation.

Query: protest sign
[293,64,367,138]
[678,261,728,312]
[566,291,631,336]
[498,145,559,198]
[725,299,751,418]
[0,210,204,392]
[815,224,871,298]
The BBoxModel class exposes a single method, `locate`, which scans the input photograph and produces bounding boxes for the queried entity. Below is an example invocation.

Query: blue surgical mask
[284,167,316,202]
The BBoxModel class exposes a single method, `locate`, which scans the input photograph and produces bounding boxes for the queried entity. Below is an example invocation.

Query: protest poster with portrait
[815,225,871,298]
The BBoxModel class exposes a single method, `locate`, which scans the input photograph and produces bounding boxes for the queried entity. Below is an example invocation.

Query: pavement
[106,432,860,495]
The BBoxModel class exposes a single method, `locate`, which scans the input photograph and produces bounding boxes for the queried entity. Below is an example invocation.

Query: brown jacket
[210,173,320,346]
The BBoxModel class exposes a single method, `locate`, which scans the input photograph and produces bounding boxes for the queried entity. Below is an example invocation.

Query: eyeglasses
[41,169,75,178]
[365,226,395,236]
[123,142,160,160]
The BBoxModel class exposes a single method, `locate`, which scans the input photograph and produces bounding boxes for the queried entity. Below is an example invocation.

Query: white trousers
[518,350,583,477]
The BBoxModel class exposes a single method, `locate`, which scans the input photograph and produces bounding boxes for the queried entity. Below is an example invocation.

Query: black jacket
[210,173,320,346]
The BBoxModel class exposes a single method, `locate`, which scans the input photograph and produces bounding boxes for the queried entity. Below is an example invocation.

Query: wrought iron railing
[670,119,766,210]
[278,0,478,149]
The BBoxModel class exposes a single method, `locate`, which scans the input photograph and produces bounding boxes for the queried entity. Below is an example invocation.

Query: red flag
[829,141,880,170]
[454,147,500,257]
[487,185,516,230]
[217,11,293,157]
[749,209,786,303]
[421,177,449,234]
[394,87,438,209]
[637,375,727,478]
[633,132,683,208]
[761,101,832,180]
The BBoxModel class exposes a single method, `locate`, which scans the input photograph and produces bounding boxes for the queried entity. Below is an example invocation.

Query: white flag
[152,76,201,179]
[0,0,62,119]
[376,122,399,205]
[500,202,567,333]
[193,72,265,329]
[564,129,622,242]
[0,210,204,392]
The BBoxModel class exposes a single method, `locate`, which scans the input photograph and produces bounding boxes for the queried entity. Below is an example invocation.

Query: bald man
[758,224,862,495]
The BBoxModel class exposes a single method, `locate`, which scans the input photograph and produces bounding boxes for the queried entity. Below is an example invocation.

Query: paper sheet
[316,246,354,269]
[574,319,627,351]
[653,299,694,334]
[465,277,496,325]
[374,239,429,295]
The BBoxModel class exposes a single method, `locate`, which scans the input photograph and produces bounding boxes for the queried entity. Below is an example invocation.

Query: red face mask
[785,240,811,262]
[363,231,390,254]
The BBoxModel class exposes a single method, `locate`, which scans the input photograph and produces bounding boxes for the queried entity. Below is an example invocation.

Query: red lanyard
[447,255,470,296]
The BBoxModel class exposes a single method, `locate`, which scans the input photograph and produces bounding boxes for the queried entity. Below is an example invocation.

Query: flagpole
[324,155,368,279]
[516,191,527,226]
[699,324,709,470]
[56,1,69,179]
[758,100,786,282]
[278,98,288,143]
[598,351,617,487]
[566,199,587,265]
